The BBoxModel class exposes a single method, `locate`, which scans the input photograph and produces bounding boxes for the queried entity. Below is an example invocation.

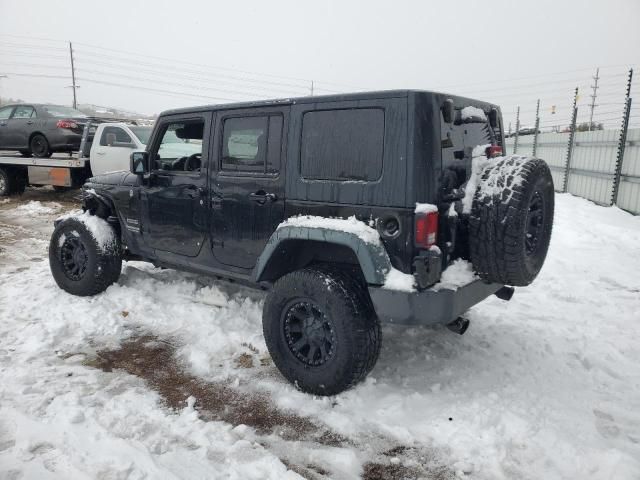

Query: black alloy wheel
[60,236,89,281]
[283,300,336,367]
[30,134,51,158]
[525,191,545,256]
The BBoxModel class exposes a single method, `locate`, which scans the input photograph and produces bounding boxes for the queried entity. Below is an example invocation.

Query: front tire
[30,134,52,158]
[263,266,381,396]
[49,216,122,296]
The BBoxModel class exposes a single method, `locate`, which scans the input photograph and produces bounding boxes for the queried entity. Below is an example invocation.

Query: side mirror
[442,99,455,124]
[130,151,149,175]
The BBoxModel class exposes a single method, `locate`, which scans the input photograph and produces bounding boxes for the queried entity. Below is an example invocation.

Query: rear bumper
[48,130,82,151]
[368,280,503,326]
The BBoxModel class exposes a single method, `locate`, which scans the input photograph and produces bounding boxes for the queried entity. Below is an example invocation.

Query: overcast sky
[1,0,639,128]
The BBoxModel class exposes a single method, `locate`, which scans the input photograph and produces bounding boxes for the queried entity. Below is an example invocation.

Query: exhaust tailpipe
[447,317,470,335]
[494,286,515,301]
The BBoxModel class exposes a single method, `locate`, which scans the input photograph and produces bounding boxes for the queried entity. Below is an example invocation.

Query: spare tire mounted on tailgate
[469,156,554,287]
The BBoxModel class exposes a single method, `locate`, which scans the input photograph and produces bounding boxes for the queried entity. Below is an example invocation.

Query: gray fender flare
[252,225,393,285]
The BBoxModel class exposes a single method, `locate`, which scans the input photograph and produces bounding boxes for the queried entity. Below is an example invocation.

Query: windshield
[130,126,153,145]
[42,105,88,118]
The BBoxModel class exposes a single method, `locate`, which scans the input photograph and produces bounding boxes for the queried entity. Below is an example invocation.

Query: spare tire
[468,156,554,286]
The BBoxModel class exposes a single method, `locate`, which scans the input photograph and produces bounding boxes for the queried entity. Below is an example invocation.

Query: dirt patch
[86,334,453,479]
[88,335,342,445]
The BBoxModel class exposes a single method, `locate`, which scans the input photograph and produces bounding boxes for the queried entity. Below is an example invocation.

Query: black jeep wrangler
[49,90,554,395]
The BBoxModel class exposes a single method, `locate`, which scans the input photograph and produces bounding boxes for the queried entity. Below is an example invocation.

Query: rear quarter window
[300,108,384,182]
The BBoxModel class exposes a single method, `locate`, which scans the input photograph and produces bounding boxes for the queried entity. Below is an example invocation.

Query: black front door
[142,114,211,257]
[210,107,288,269]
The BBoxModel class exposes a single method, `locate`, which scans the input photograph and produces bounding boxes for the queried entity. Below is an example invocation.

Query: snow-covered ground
[1,192,639,479]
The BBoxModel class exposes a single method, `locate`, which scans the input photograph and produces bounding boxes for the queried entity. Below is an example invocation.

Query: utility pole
[0,75,7,106]
[588,67,599,131]
[68,41,78,108]
[532,99,540,157]
[513,106,521,153]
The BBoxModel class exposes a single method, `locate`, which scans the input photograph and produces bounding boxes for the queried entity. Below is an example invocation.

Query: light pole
[0,75,7,106]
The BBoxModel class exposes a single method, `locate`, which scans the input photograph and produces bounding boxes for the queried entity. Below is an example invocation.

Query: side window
[221,115,282,174]
[153,120,204,173]
[300,108,384,182]
[12,106,35,119]
[100,127,132,146]
[0,106,14,120]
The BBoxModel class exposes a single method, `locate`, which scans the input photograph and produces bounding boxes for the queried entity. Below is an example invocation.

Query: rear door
[210,106,288,269]
[0,106,15,148]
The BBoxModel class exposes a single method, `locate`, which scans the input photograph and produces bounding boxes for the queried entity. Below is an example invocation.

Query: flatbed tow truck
[0,118,148,196]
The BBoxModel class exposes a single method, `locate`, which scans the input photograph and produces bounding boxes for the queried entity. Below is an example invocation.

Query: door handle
[249,191,277,205]
[26,121,33,125]
[0,122,6,127]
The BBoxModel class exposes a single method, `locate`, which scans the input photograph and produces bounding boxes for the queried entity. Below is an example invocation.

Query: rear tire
[469,156,554,286]
[30,134,52,158]
[49,217,122,296]
[0,168,12,196]
[263,265,381,396]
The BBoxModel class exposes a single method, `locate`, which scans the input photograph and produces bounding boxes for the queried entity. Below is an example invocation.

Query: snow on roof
[461,106,487,121]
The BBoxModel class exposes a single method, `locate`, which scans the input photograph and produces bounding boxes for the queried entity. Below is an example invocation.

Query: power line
[73,57,312,95]
[75,68,286,99]
[77,77,241,103]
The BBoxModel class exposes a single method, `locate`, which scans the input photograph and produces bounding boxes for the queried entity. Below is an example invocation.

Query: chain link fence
[504,69,639,214]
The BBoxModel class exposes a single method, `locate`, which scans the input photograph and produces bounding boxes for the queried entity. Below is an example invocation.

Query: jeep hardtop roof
[160,89,501,116]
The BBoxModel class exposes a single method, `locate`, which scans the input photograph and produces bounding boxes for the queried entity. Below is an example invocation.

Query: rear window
[130,126,152,144]
[300,108,384,182]
[41,105,87,118]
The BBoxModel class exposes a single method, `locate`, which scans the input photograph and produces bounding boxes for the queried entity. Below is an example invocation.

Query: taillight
[56,119,78,129]
[415,211,438,249]
[487,145,503,158]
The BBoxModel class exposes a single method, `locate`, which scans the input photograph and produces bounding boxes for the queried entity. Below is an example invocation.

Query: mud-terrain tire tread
[469,156,554,286]
[49,217,122,296]
[263,265,381,396]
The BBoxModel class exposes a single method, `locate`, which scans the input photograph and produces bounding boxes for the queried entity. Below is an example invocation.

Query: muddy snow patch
[13,200,62,215]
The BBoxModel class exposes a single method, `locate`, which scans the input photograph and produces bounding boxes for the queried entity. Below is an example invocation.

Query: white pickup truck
[0,122,152,195]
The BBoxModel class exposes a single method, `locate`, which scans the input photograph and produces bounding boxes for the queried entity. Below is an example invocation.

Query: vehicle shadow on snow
[85,333,455,480]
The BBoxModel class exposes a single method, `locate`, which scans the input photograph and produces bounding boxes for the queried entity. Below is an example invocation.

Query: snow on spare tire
[49,212,122,296]
[466,155,554,287]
